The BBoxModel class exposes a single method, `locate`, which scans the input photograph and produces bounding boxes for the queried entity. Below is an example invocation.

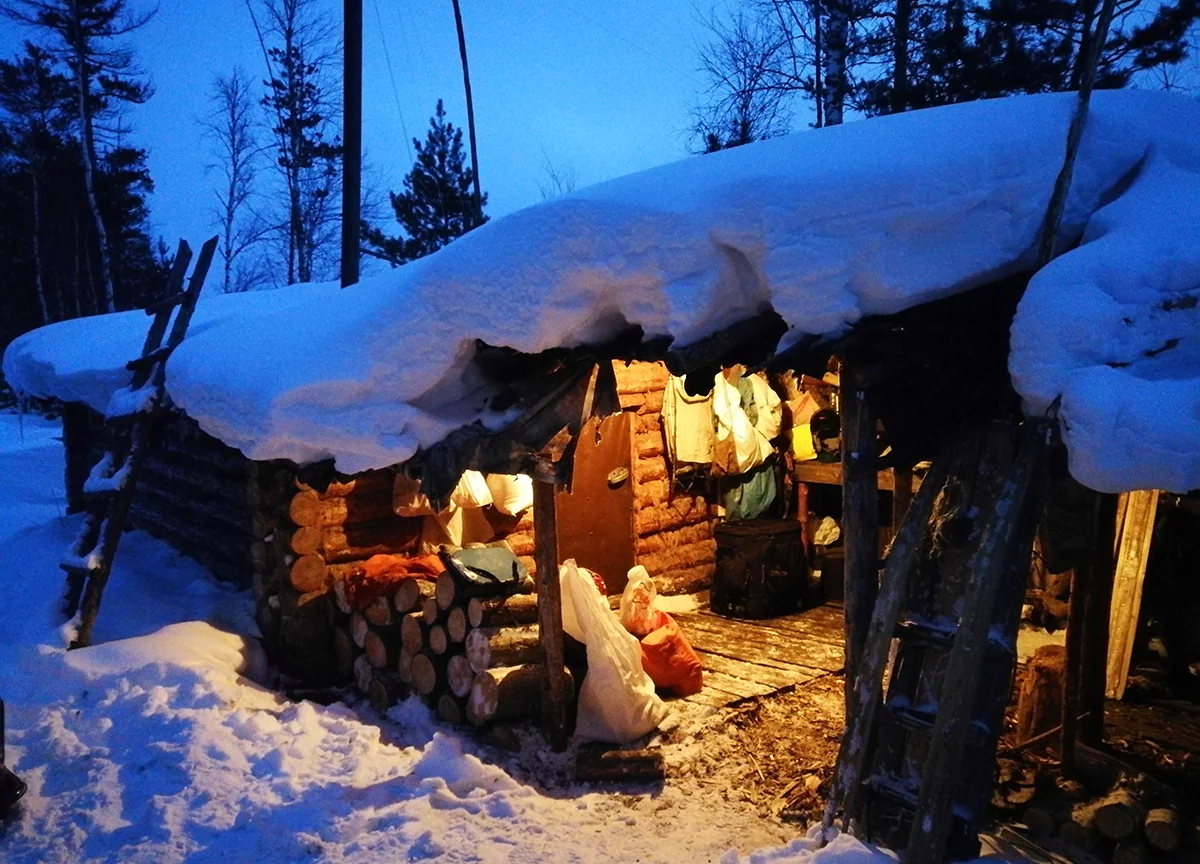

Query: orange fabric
[640,614,704,697]
[344,553,446,608]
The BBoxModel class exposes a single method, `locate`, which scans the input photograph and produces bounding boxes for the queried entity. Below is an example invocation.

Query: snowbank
[6,91,1200,490]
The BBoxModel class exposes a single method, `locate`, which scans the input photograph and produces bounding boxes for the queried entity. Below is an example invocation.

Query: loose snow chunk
[105,381,159,419]
[1012,145,1200,493]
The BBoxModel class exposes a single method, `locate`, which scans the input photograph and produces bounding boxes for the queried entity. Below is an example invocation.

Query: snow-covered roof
[5,91,1200,492]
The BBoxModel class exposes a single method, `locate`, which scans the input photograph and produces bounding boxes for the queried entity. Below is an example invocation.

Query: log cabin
[9,90,1200,863]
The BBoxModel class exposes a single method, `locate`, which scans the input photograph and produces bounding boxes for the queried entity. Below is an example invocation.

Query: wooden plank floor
[673,601,845,709]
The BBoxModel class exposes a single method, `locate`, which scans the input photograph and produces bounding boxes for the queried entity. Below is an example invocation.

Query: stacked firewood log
[331,561,575,725]
[1003,768,1194,864]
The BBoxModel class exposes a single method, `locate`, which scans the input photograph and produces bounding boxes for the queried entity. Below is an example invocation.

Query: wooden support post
[1061,566,1085,770]
[891,465,913,535]
[1081,493,1118,746]
[841,378,878,710]
[340,0,362,287]
[533,476,568,752]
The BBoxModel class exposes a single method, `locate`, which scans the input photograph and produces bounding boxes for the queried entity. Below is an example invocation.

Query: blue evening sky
[2,0,721,256]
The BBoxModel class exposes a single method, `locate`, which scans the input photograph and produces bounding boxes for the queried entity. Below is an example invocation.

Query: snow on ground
[0,410,929,863]
[7,92,1200,492]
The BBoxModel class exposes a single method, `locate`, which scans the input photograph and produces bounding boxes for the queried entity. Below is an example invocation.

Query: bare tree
[3,0,154,312]
[202,68,268,293]
[248,0,342,284]
[692,7,794,151]
[536,148,578,200]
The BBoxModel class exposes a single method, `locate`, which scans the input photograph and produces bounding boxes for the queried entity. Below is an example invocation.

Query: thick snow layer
[1011,145,1200,493]
[6,91,1200,491]
[0,411,931,862]
[2,281,340,413]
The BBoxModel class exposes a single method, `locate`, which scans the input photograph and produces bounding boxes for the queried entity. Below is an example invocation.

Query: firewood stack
[1005,770,1193,863]
[326,546,573,727]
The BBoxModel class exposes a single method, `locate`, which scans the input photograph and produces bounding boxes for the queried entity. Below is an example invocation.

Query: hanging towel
[661,374,715,467]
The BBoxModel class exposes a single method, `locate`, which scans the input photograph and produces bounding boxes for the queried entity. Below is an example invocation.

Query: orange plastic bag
[640,614,704,697]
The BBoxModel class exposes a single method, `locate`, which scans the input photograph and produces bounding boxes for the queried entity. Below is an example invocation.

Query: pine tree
[257,0,342,285]
[363,100,488,265]
[2,0,155,312]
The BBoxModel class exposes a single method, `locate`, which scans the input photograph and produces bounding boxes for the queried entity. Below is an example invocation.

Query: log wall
[616,361,717,595]
[502,362,717,594]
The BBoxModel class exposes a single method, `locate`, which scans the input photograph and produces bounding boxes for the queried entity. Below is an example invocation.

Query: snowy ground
[0,409,930,864]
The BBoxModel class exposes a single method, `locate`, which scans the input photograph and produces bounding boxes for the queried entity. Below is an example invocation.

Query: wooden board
[795,462,922,494]
[555,413,636,594]
[672,602,844,708]
[1106,490,1159,700]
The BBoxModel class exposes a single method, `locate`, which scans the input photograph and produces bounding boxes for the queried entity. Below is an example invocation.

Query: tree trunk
[71,0,117,313]
[451,0,483,225]
[892,0,910,113]
[813,0,824,128]
[1015,645,1066,742]
[30,169,49,324]
[822,0,848,126]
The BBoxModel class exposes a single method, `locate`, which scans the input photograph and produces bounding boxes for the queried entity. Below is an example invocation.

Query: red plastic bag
[640,614,703,697]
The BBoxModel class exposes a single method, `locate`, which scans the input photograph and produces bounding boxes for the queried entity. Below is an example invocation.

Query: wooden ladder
[823,417,1052,863]
[61,236,217,649]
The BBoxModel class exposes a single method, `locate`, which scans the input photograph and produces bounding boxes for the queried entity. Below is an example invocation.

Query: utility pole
[451,0,483,225]
[342,0,363,287]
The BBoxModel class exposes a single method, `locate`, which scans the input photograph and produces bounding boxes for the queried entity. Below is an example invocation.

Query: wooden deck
[674,602,846,708]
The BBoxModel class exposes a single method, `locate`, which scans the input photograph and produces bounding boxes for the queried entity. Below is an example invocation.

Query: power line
[372,0,415,165]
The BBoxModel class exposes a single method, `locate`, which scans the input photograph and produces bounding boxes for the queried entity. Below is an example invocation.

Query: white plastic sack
[711,372,772,476]
[747,372,783,441]
[560,559,668,743]
[451,470,493,509]
[484,473,534,516]
[619,565,661,637]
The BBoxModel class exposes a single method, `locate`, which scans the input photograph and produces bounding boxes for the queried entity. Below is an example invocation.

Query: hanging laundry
[745,372,783,441]
[712,371,772,476]
[661,374,715,467]
[724,461,778,520]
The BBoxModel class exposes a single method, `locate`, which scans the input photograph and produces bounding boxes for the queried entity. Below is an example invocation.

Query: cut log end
[436,570,456,611]
[446,606,467,643]
[429,625,449,656]
[411,652,438,696]
[1144,807,1181,853]
[447,654,475,698]
[291,554,328,594]
[437,693,464,725]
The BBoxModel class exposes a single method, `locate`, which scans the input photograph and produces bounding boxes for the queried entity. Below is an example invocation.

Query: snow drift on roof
[5,91,1200,491]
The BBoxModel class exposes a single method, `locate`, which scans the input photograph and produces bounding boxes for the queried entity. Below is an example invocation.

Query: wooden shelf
[794,462,921,493]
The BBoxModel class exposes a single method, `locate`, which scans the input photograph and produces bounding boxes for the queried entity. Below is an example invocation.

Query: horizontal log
[350,612,370,649]
[653,564,714,596]
[395,578,438,613]
[635,500,710,535]
[438,693,465,725]
[411,652,439,696]
[319,518,423,564]
[634,456,668,484]
[635,523,714,556]
[429,625,449,656]
[446,607,468,643]
[400,612,426,655]
[302,469,395,500]
[575,748,666,782]
[368,673,406,713]
[364,627,401,669]
[637,541,716,578]
[447,654,474,697]
[465,625,541,673]
[467,664,574,727]
[290,555,328,594]
[504,530,535,557]
[354,654,375,693]
[289,489,403,528]
[469,594,540,629]
[613,360,669,395]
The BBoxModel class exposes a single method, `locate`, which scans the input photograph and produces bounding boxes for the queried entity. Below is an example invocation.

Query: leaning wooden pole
[451,0,483,226]
[341,0,362,287]
[1035,0,1118,266]
[841,371,878,713]
[533,475,568,751]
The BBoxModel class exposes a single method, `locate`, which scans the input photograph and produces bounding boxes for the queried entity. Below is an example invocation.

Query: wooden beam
[891,465,913,534]
[533,477,568,751]
[794,460,921,493]
[1106,490,1158,700]
[840,379,877,710]
[1061,565,1085,770]
[1081,493,1119,747]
